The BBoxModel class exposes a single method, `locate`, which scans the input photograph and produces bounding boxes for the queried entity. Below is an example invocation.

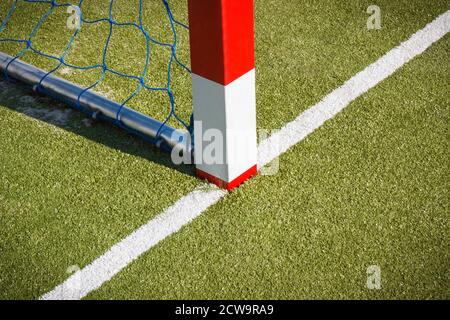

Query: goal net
[0,0,192,150]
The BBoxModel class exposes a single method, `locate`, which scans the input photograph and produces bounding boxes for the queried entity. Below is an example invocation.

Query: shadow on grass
[0,77,195,178]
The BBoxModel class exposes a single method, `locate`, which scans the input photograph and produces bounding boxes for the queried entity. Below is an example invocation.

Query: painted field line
[41,10,450,300]
[258,9,450,167]
[41,188,227,300]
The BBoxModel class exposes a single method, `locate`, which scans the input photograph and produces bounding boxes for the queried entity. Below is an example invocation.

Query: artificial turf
[0,0,449,299]
[87,33,450,300]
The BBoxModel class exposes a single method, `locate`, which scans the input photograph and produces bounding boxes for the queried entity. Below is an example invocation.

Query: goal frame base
[0,52,191,156]
[196,165,257,191]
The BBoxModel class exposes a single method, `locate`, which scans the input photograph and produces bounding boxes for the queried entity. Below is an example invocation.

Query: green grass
[0,0,449,299]
[254,0,449,130]
[87,34,450,300]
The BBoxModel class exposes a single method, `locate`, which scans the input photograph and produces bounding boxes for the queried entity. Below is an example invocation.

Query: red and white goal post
[188,0,257,190]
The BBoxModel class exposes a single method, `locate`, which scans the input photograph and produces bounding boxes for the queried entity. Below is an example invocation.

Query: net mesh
[0,0,192,137]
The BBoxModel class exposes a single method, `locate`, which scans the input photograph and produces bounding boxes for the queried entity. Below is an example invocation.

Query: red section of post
[196,165,257,191]
[187,0,255,86]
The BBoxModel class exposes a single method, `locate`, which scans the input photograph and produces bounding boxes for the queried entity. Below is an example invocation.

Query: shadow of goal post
[189,0,257,190]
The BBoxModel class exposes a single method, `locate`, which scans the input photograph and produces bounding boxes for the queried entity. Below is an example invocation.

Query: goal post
[188,0,257,190]
[0,0,257,191]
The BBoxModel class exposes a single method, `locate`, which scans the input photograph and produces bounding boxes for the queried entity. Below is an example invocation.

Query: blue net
[0,0,192,140]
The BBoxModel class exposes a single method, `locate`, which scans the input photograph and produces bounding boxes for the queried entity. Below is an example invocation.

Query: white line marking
[258,10,450,168]
[41,10,450,300]
[41,188,226,300]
